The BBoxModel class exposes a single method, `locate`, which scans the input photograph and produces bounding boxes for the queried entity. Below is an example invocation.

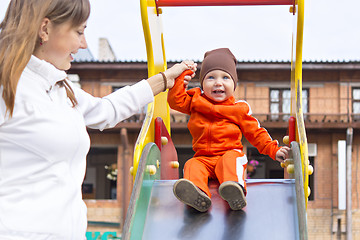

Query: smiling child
[168,48,290,212]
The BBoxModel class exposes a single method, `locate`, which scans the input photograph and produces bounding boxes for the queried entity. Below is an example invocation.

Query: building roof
[73,58,360,64]
[73,48,95,62]
[71,59,360,71]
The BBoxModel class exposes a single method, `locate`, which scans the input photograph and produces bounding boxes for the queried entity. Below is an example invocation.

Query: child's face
[202,70,235,102]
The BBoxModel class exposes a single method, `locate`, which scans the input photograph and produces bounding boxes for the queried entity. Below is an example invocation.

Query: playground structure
[123,0,312,239]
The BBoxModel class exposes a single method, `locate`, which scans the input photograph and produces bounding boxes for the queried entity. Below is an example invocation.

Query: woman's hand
[164,61,197,89]
[147,60,197,95]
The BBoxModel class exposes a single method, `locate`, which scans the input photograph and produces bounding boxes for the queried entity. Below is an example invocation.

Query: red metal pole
[288,116,296,145]
[156,0,294,7]
[154,117,162,151]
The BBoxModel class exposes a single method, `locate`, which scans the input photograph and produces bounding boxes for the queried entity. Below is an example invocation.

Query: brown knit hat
[199,48,238,89]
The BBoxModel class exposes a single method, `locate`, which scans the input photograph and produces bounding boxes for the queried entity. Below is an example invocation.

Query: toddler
[168,48,290,212]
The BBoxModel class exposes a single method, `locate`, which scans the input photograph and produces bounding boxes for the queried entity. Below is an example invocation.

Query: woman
[0,0,196,239]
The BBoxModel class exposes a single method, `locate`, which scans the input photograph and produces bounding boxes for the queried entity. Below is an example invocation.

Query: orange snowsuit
[168,76,280,197]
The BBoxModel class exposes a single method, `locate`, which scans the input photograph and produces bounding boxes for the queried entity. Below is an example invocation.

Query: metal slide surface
[141,179,299,240]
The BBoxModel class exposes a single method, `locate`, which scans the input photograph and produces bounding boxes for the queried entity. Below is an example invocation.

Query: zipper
[207,105,215,153]
[207,120,213,153]
[46,86,53,101]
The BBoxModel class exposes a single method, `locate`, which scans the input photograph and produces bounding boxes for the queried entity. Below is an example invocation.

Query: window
[352,87,360,119]
[246,147,282,179]
[82,147,118,200]
[270,88,308,121]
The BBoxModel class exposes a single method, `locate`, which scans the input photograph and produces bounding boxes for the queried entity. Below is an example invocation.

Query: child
[168,48,290,212]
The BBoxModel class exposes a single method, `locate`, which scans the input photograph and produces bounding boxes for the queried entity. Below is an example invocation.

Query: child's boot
[219,181,247,210]
[173,178,211,212]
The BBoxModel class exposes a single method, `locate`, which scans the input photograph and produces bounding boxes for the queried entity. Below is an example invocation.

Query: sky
[0,0,359,62]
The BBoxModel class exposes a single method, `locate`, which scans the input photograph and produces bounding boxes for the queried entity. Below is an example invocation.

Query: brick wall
[307,209,360,240]
[85,200,122,238]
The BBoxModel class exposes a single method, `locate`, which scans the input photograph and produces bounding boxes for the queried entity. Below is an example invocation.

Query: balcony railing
[114,95,360,130]
[114,112,360,131]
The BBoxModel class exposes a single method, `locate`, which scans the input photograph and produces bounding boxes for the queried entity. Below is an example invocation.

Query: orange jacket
[168,77,280,160]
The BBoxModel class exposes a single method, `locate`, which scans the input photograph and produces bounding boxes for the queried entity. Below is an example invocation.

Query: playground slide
[142,179,299,240]
[123,143,302,240]
[134,0,310,206]
[123,0,309,239]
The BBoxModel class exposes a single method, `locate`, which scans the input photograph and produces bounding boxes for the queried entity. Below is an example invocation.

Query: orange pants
[183,149,248,197]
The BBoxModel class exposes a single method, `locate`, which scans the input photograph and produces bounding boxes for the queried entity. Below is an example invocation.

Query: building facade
[68,60,360,240]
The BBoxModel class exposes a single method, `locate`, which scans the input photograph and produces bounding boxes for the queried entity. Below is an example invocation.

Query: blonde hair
[0,0,90,116]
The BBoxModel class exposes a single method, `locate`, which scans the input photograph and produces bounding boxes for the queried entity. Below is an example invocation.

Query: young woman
[0,0,196,239]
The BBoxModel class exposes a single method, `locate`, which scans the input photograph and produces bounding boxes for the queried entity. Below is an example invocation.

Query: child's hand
[182,61,197,82]
[275,146,291,163]
[180,61,197,89]
[179,69,195,89]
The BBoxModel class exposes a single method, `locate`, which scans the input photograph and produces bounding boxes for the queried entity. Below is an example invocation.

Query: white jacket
[0,56,153,239]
